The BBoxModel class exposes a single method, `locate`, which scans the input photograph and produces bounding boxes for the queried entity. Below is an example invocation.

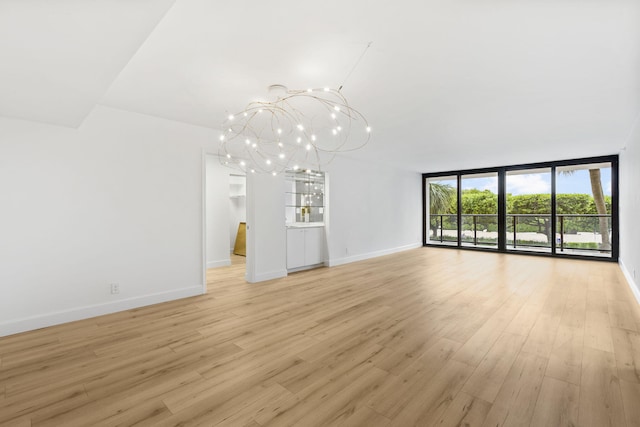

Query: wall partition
[422,155,618,261]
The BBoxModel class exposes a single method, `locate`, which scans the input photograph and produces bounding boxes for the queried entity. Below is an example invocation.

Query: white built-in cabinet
[286,226,324,270]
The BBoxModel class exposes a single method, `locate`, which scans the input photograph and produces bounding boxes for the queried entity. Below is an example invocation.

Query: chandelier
[218,85,371,175]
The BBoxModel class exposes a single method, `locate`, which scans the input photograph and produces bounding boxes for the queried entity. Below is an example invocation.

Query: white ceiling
[1,0,638,172]
[0,0,176,128]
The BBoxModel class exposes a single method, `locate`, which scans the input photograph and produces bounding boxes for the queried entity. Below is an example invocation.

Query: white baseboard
[246,269,288,283]
[0,285,204,337]
[207,258,231,269]
[619,259,640,306]
[327,242,422,267]
[287,263,324,273]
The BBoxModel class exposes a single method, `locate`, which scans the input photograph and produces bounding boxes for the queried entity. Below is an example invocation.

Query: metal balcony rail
[429,213,496,244]
[555,214,612,253]
[429,213,611,253]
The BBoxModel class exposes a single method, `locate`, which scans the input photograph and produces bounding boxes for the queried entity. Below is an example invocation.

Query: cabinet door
[286,229,306,269]
[304,227,324,265]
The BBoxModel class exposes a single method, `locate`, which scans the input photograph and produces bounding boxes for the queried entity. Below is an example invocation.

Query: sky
[432,167,612,196]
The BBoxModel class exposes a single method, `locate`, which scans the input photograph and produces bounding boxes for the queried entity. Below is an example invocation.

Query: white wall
[0,106,422,335]
[0,106,216,336]
[245,173,287,282]
[205,155,231,268]
[241,155,422,278]
[619,118,640,304]
[325,156,422,266]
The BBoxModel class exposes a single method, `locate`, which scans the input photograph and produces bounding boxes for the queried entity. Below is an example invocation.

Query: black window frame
[422,155,619,262]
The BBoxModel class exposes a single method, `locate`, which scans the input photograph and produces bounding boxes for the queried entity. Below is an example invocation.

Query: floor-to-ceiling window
[461,172,498,249]
[422,156,618,261]
[556,162,613,257]
[506,168,552,254]
[425,176,458,246]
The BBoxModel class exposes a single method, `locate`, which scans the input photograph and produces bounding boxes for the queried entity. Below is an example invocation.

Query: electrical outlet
[345,247,349,255]
[110,283,120,294]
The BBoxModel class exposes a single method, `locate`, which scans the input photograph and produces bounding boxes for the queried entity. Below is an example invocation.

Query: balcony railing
[429,213,612,254]
[507,213,551,249]
[555,214,612,253]
[429,214,496,245]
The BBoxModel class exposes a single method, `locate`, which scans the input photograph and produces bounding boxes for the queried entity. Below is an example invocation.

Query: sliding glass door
[422,156,618,260]
[425,176,457,246]
[556,162,612,257]
[506,168,552,254]
[461,173,498,249]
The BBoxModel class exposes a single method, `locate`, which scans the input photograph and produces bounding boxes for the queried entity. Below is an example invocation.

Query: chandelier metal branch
[218,86,371,174]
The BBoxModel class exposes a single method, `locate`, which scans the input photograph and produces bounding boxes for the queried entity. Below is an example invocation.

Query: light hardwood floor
[1,249,640,426]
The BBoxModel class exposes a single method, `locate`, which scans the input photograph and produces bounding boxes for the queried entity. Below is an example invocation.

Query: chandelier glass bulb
[218,87,370,174]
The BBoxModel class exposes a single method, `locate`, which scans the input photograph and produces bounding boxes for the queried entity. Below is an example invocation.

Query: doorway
[229,174,247,267]
[204,154,247,290]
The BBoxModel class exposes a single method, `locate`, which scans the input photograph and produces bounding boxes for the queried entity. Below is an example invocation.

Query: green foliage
[428,182,456,237]
[459,189,497,231]
[429,178,611,218]
[428,183,455,214]
[557,194,611,215]
[461,236,497,245]
[556,194,591,215]
[506,239,550,248]
[507,193,550,214]
[461,189,497,214]
[428,187,611,243]
[562,242,599,250]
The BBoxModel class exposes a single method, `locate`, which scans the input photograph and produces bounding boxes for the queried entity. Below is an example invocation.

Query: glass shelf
[285,169,326,223]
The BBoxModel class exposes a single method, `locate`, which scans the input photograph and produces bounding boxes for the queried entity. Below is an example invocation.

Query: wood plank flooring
[1,249,640,426]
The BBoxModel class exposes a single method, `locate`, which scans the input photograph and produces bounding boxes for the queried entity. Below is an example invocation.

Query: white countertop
[286,223,325,228]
